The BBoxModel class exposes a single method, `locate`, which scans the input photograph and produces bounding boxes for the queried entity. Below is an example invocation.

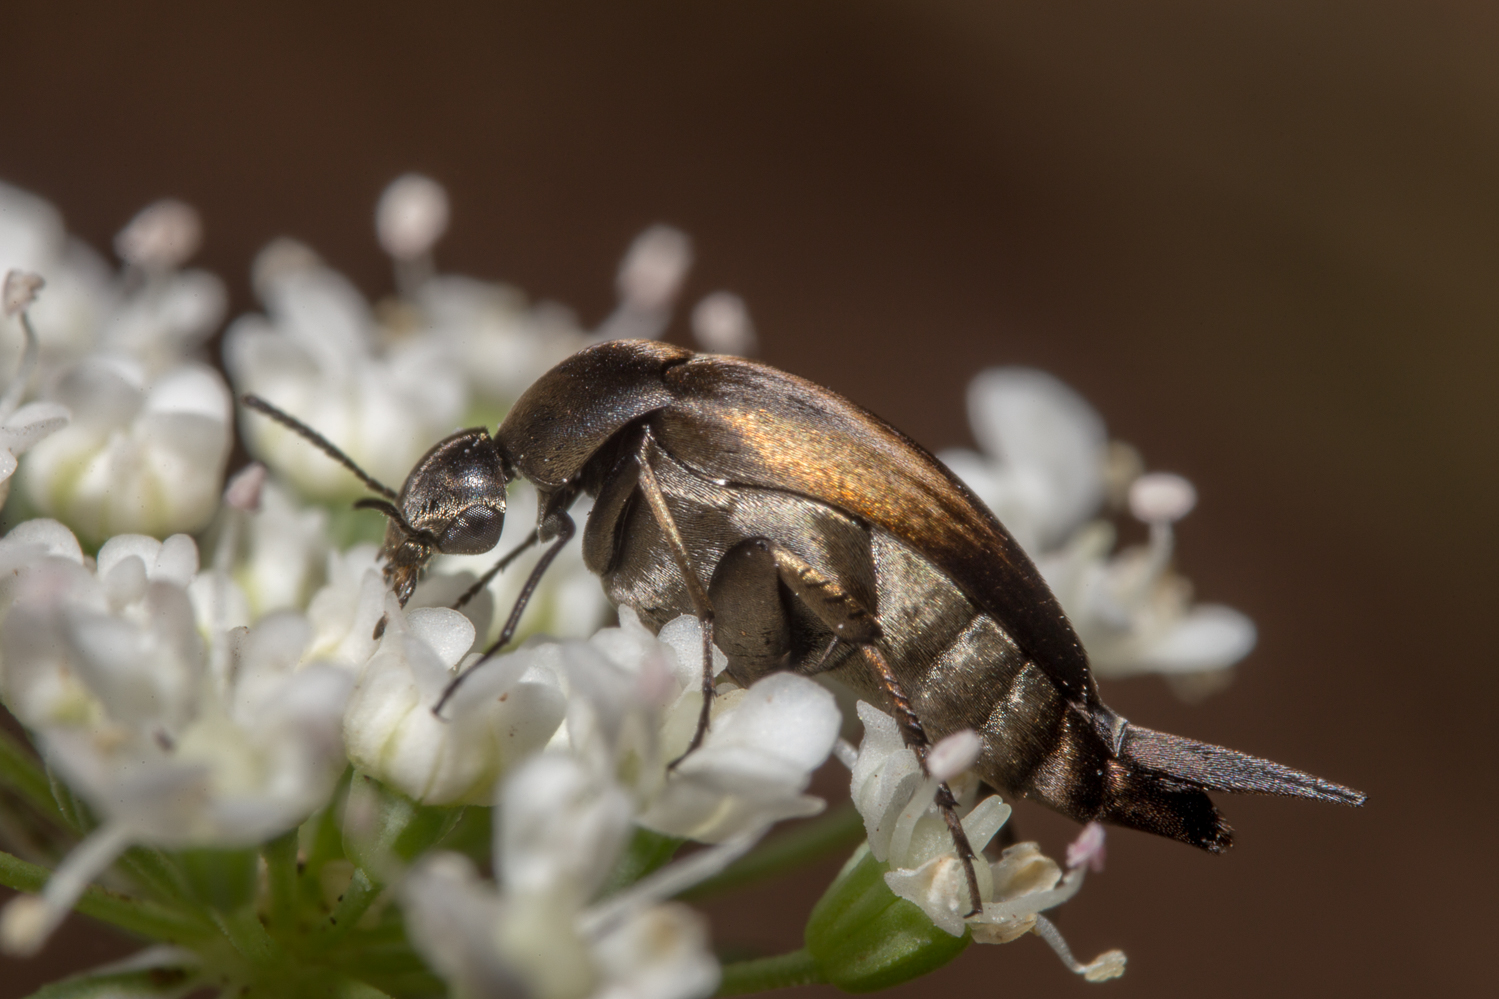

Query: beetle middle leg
[432,501,576,716]
[634,456,718,765]
[710,537,985,917]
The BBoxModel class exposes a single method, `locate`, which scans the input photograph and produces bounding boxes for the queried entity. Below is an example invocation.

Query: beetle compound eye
[437,504,506,555]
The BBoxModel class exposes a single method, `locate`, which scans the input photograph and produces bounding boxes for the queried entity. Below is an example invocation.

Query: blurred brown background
[1,2,1494,996]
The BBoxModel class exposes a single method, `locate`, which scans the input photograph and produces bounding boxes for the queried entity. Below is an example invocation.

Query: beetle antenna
[241,395,400,500]
[351,497,440,546]
[433,512,575,716]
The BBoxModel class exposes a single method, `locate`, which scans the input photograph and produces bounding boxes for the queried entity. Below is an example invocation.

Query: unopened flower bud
[1066,821,1107,873]
[926,729,982,784]
[376,174,450,261]
[250,237,323,302]
[115,199,202,271]
[691,292,756,356]
[617,225,692,311]
[223,462,268,512]
[1128,472,1197,524]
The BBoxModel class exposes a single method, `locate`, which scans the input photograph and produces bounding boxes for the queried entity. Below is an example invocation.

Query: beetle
[244,338,1364,914]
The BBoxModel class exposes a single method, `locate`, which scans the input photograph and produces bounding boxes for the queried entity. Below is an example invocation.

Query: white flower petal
[407,606,477,670]
[1141,604,1257,672]
[589,902,718,999]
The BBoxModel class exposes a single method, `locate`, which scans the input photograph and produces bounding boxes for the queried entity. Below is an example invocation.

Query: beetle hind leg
[714,536,985,917]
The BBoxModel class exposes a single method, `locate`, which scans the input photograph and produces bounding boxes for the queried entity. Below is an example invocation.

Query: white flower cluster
[0,185,232,545]
[0,176,852,998]
[838,703,1125,981]
[400,611,841,999]
[0,171,1271,995]
[940,368,1257,694]
[0,519,352,952]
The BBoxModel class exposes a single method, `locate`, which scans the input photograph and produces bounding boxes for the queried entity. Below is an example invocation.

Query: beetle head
[375,427,510,605]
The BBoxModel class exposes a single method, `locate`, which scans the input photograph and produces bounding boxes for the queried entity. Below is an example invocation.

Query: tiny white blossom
[0,530,351,954]
[1037,472,1256,685]
[595,225,692,342]
[222,477,330,617]
[938,367,1107,555]
[224,242,465,501]
[19,357,232,544]
[552,611,841,842]
[845,701,1123,979]
[343,599,568,805]
[114,200,203,272]
[0,182,113,381]
[415,275,589,409]
[376,174,450,262]
[690,292,756,356]
[0,271,70,506]
[403,751,728,999]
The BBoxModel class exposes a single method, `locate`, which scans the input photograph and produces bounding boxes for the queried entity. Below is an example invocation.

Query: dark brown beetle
[246,338,1364,914]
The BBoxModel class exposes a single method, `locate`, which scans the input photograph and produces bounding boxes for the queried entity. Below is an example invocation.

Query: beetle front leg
[635,456,718,766]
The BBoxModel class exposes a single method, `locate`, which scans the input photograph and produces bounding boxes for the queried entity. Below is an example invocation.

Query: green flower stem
[355,971,445,997]
[262,828,300,932]
[212,905,281,966]
[116,846,189,905]
[716,949,824,995]
[316,867,382,948]
[0,725,62,821]
[327,976,395,999]
[680,801,865,901]
[0,849,211,942]
[600,826,686,897]
[46,768,91,834]
[21,966,201,998]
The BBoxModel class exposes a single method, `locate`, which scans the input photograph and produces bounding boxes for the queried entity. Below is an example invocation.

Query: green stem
[116,846,188,904]
[0,849,210,942]
[317,867,382,948]
[46,768,91,834]
[680,802,865,901]
[213,905,280,966]
[21,966,202,998]
[327,976,394,999]
[716,949,824,995]
[600,826,685,897]
[262,828,299,932]
[0,726,61,822]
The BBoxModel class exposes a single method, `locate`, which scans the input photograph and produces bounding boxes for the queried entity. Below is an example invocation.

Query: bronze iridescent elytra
[246,338,1364,916]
